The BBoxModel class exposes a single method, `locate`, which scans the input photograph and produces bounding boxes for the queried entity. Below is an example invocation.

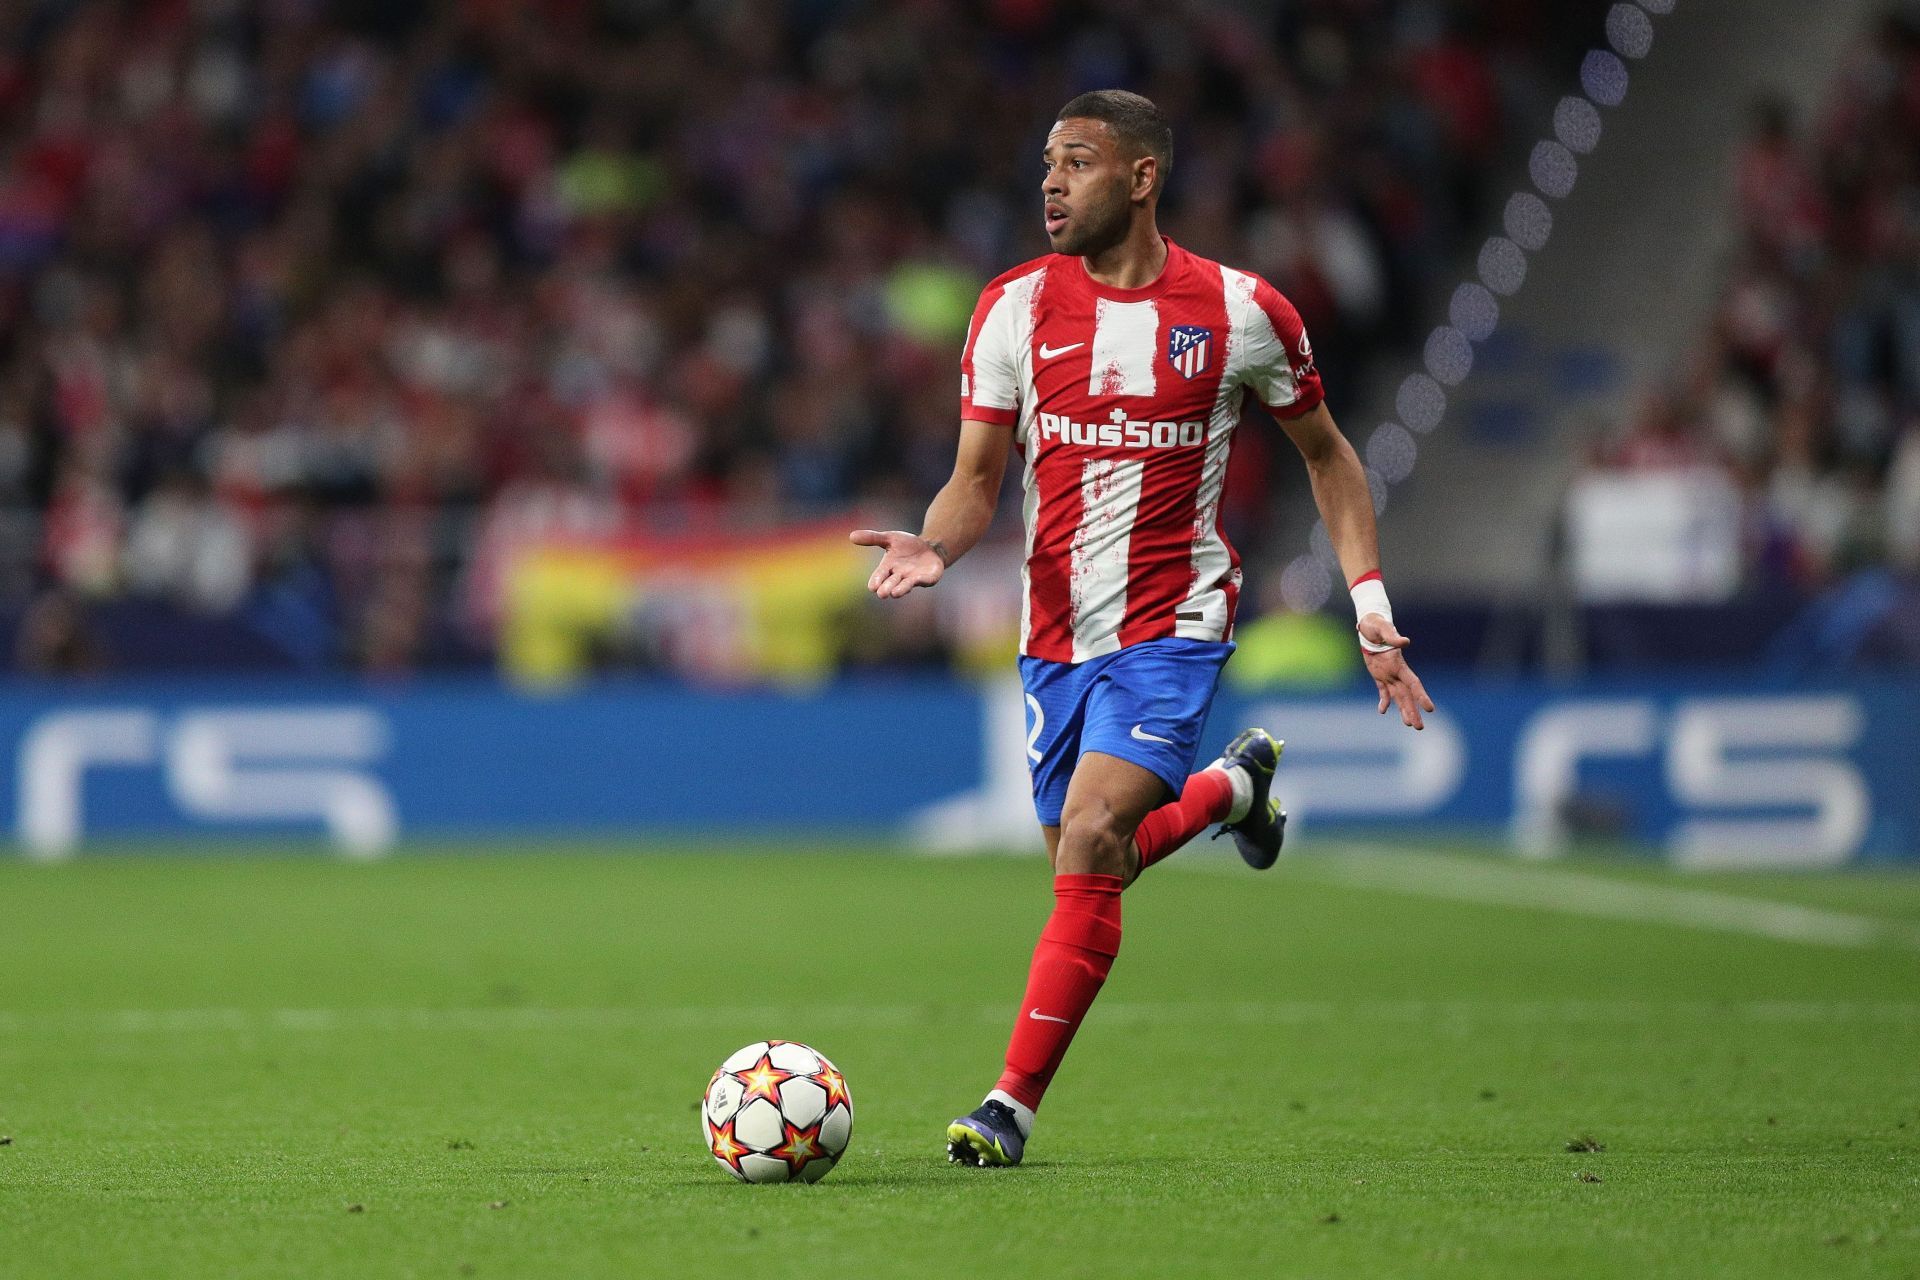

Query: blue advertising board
[0,675,1914,865]
[1217,680,1920,867]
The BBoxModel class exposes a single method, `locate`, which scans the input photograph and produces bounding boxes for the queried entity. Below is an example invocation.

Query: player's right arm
[853,272,1025,598]
[851,420,1010,598]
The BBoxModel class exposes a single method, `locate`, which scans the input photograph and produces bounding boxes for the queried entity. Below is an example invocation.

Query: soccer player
[851,90,1434,1167]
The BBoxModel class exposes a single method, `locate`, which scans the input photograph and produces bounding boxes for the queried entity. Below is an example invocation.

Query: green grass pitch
[2,842,1917,1278]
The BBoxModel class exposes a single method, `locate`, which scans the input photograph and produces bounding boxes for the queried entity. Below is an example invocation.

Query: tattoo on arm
[927,539,952,567]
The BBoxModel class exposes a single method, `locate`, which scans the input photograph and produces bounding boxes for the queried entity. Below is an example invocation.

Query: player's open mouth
[1045,204,1069,234]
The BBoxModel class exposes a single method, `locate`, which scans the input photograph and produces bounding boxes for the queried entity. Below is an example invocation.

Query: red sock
[1133,768,1234,872]
[993,873,1123,1112]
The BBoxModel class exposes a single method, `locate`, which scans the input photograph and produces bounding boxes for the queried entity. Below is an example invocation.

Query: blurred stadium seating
[0,0,1631,678]
[1568,12,1920,670]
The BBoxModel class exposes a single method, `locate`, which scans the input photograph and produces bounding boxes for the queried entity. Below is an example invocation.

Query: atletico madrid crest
[1167,325,1212,380]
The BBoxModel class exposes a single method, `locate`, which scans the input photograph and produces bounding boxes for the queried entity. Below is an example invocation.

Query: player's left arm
[1279,402,1436,730]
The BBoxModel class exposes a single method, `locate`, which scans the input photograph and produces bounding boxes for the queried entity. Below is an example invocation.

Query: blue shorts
[1019,637,1234,827]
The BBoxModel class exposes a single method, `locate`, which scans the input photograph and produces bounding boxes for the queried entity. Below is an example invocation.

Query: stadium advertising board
[1,678,1914,864]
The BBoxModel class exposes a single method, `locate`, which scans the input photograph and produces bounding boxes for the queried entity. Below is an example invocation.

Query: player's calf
[1129,729,1283,876]
[1131,767,1235,878]
[945,870,1121,1166]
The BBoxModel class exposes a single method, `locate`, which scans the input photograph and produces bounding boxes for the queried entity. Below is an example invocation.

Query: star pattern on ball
[817,1064,851,1111]
[735,1053,797,1105]
[708,1115,751,1178]
[768,1118,824,1176]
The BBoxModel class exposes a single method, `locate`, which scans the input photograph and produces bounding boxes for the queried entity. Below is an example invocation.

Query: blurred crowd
[0,0,1606,673]
[1593,10,1920,591]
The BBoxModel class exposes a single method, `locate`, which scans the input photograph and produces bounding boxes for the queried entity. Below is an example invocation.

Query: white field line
[1,999,1918,1036]
[1172,847,1920,952]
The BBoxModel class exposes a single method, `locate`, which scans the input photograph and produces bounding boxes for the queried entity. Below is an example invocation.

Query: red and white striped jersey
[960,238,1324,663]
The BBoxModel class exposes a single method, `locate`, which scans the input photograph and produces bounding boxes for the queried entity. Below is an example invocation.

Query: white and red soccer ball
[702,1040,853,1183]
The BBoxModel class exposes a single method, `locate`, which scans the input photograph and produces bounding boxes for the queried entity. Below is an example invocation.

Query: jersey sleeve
[1240,277,1325,420]
[960,283,1021,426]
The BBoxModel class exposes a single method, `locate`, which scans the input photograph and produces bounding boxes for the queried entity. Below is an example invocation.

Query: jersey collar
[1076,237,1181,303]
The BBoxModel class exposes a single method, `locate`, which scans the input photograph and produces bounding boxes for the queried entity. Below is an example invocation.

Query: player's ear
[1132,154,1157,203]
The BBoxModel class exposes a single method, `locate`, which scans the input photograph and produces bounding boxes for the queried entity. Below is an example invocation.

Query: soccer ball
[702,1040,853,1183]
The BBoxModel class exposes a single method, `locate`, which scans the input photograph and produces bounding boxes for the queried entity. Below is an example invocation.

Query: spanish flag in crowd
[498,518,869,687]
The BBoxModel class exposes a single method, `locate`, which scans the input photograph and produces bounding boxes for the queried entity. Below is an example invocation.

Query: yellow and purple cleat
[1212,728,1286,869]
[946,1099,1026,1167]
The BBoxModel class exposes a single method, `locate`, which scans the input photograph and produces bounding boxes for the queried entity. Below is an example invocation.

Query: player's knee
[1054,803,1131,877]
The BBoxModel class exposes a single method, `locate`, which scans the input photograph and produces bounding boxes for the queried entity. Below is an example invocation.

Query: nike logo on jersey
[1038,341,1084,359]
[1028,1009,1072,1024]
[1130,725,1175,744]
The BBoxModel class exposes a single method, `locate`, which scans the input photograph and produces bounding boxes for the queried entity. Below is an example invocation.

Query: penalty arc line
[1172,847,1920,952]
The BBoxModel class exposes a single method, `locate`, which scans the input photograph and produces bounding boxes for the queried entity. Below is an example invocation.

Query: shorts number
[1024,694,1044,764]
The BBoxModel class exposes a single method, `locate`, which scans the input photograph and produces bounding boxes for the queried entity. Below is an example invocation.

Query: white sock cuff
[986,1089,1035,1137]
[1217,764,1254,824]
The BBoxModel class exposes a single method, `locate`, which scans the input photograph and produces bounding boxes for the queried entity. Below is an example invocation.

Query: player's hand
[1359,614,1435,730]
[850,529,945,598]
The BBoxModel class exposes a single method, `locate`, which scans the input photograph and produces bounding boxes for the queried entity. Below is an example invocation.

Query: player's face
[1041,119,1140,256]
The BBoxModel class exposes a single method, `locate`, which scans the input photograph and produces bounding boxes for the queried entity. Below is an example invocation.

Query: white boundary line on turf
[1170,847,1920,952]
[2,999,1918,1035]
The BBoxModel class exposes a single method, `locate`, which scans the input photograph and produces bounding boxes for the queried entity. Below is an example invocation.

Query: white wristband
[1350,573,1394,653]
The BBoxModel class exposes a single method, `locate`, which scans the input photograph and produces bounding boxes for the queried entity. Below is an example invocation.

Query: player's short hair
[1056,90,1172,186]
